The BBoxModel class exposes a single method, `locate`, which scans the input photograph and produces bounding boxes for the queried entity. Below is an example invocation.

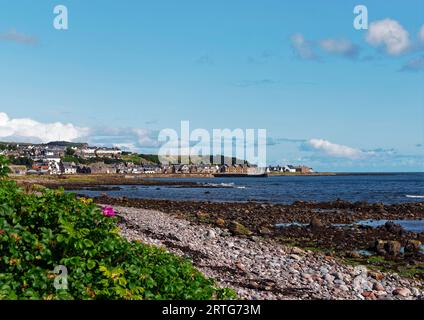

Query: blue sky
[0,0,423,171]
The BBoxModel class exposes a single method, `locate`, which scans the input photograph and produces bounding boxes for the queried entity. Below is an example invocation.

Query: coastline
[8,174,424,299]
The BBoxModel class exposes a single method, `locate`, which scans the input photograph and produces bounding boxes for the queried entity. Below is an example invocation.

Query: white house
[283,165,297,173]
[62,162,77,175]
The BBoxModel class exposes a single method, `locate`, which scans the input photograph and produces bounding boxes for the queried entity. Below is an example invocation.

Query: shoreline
[116,205,423,300]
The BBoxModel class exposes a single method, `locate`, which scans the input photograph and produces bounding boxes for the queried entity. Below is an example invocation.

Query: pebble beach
[116,205,424,300]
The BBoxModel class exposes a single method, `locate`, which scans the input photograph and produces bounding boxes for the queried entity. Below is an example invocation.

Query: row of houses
[1,142,121,160]
[9,161,260,176]
[9,160,314,176]
[3,142,315,176]
[1,143,68,158]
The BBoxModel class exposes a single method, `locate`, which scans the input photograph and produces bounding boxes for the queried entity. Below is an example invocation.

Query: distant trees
[0,144,17,151]
[9,157,33,167]
[65,147,76,156]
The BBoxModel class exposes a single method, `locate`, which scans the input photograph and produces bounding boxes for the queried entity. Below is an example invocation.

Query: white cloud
[307,139,364,159]
[419,25,424,43]
[0,112,163,152]
[87,127,160,151]
[366,19,410,55]
[0,29,37,45]
[319,38,359,59]
[290,33,317,60]
[0,112,88,143]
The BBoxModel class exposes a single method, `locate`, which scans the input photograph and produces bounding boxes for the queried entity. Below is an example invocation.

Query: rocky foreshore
[94,196,424,269]
[94,196,424,224]
[115,205,424,300]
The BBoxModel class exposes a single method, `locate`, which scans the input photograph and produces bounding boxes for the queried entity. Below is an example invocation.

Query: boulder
[374,240,401,256]
[392,288,411,297]
[384,240,401,256]
[383,221,403,235]
[309,217,324,230]
[374,240,387,255]
[404,240,422,254]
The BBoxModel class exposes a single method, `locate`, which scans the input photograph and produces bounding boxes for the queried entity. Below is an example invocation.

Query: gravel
[114,205,424,300]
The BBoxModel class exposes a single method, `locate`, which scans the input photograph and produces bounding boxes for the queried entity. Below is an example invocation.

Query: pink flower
[102,206,116,217]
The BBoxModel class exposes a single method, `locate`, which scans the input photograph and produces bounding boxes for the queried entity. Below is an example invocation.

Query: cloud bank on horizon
[0,112,159,151]
[0,112,422,172]
[0,112,86,143]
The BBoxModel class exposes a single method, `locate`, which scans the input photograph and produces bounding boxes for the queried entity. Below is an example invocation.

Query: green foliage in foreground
[0,156,10,178]
[0,180,235,300]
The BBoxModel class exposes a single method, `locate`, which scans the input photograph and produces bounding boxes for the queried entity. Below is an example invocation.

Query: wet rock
[383,221,403,235]
[309,217,324,230]
[375,240,401,256]
[405,240,422,253]
[385,241,401,256]
[375,240,387,255]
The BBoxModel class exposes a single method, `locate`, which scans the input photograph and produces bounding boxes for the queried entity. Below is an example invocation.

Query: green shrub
[0,156,10,178]
[0,180,235,300]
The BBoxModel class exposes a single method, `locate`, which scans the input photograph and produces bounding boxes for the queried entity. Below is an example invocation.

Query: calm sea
[74,173,424,205]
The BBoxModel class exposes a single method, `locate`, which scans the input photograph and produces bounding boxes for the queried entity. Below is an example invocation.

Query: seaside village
[0,141,313,176]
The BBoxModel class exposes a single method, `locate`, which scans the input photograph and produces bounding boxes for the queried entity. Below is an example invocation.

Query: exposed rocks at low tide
[115,205,424,300]
[93,196,424,225]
